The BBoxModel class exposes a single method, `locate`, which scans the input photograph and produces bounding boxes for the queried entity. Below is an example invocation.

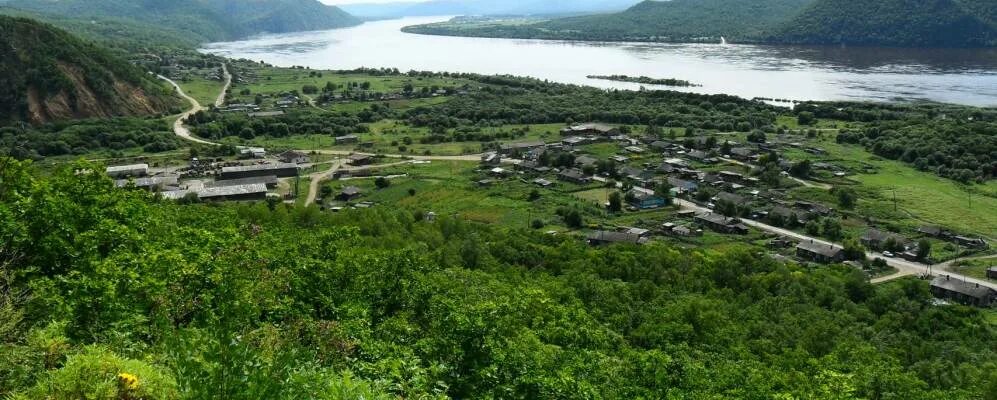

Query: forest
[0,158,995,399]
[0,117,182,160]
[796,101,997,182]
[403,0,997,47]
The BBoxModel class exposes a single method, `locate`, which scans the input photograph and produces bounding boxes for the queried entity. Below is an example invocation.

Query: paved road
[157,63,230,147]
[672,198,997,290]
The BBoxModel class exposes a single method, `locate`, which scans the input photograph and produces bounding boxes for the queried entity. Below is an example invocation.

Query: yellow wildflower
[118,372,140,390]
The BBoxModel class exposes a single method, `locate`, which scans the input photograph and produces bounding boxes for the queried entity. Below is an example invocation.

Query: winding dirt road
[158,63,230,146]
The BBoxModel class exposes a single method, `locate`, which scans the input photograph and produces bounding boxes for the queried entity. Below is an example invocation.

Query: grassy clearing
[949,257,997,280]
[177,76,225,106]
[235,67,472,97]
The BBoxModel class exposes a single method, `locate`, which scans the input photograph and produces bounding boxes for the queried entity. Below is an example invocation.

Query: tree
[375,177,390,189]
[842,239,866,261]
[821,218,842,240]
[655,181,673,205]
[916,239,932,261]
[563,209,583,228]
[408,188,417,196]
[528,190,541,201]
[835,187,857,209]
[798,111,816,126]
[530,219,545,229]
[608,192,623,212]
[747,130,766,143]
[320,186,334,199]
[790,160,812,178]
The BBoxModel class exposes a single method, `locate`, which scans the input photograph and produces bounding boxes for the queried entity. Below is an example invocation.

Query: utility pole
[892,188,898,212]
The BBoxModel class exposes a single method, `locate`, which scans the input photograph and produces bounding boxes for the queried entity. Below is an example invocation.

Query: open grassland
[177,76,225,106]
[235,67,473,96]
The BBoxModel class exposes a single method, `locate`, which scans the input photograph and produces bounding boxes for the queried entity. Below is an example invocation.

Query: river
[200,17,997,107]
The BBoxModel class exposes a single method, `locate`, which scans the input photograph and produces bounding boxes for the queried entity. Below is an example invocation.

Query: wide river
[201,17,997,107]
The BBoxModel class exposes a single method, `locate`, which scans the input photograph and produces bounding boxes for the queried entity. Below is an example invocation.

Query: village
[105,119,997,307]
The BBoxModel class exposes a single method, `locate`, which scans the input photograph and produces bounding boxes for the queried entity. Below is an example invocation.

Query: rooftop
[221,163,298,174]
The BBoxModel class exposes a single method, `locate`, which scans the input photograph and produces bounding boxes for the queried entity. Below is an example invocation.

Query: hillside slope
[404,0,816,43]
[770,0,997,47]
[0,16,177,124]
[0,0,361,42]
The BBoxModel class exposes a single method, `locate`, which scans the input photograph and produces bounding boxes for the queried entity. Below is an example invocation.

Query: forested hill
[0,0,361,43]
[403,0,997,47]
[541,0,815,42]
[403,0,818,43]
[769,0,997,47]
[0,16,178,124]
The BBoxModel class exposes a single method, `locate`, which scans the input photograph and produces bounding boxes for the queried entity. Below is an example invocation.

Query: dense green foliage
[0,16,177,124]
[403,0,997,47]
[771,0,997,47]
[1,158,996,398]
[795,101,997,182]
[1,0,361,44]
[403,0,815,43]
[0,117,182,160]
[403,75,778,130]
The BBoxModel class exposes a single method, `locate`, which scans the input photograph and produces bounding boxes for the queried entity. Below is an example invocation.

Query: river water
[201,17,997,107]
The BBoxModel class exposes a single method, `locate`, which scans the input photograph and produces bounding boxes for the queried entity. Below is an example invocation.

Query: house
[860,229,908,250]
[516,161,550,174]
[987,267,997,280]
[620,167,654,184]
[795,201,833,216]
[348,154,374,166]
[498,141,546,156]
[575,155,600,169]
[561,123,618,136]
[628,187,666,209]
[918,225,950,238]
[475,179,495,187]
[197,183,269,202]
[695,213,749,235]
[657,163,676,174]
[335,135,359,144]
[718,171,745,184]
[769,205,805,225]
[650,141,670,151]
[220,163,298,180]
[338,186,363,201]
[488,167,509,177]
[106,164,149,178]
[247,111,284,118]
[114,176,179,191]
[715,192,748,207]
[729,147,754,161]
[663,158,690,168]
[207,175,279,189]
[239,147,266,159]
[586,231,647,246]
[686,150,710,162]
[954,236,989,249]
[668,177,698,194]
[610,155,630,163]
[558,169,592,184]
[279,150,310,164]
[533,178,554,188]
[625,146,645,154]
[930,276,996,307]
[795,240,845,264]
[669,225,699,237]
[562,136,590,147]
[481,152,502,166]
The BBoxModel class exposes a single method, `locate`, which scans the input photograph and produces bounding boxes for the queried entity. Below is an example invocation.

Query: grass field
[177,76,225,106]
[233,66,473,98]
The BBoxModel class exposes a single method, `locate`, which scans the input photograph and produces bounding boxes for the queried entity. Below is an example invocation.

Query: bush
[12,347,179,400]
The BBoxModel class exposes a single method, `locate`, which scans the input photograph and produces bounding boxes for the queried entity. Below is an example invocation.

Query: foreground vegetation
[1,158,995,399]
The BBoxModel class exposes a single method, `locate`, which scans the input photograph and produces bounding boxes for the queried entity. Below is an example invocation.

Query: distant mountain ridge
[0,0,361,42]
[403,0,997,47]
[0,16,178,124]
[341,0,639,18]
